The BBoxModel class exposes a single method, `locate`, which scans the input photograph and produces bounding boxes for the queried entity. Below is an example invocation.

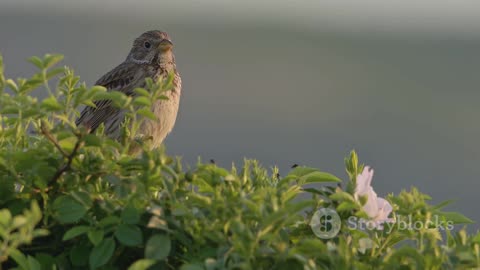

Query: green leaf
[133,96,152,107]
[0,209,12,226]
[53,196,87,224]
[23,108,42,118]
[128,259,156,270]
[145,234,171,260]
[41,96,63,111]
[6,79,18,92]
[337,201,358,212]
[115,224,143,246]
[180,264,204,270]
[261,200,314,233]
[1,105,18,114]
[28,56,44,69]
[34,253,55,270]
[330,190,356,202]
[84,134,102,147]
[285,166,341,184]
[89,238,115,269]
[43,54,64,69]
[70,190,93,208]
[472,233,480,244]
[385,246,424,269]
[63,225,90,241]
[287,166,317,177]
[88,85,107,97]
[301,187,324,195]
[20,77,43,93]
[98,216,121,228]
[283,185,302,202]
[82,99,97,108]
[432,200,455,210]
[134,87,150,97]
[300,171,342,184]
[9,249,28,270]
[107,91,129,108]
[144,77,154,88]
[121,205,141,225]
[192,177,214,193]
[435,211,474,224]
[69,243,90,266]
[46,67,64,79]
[27,255,42,270]
[80,85,106,106]
[137,108,157,120]
[291,239,326,255]
[93,91,130,108]
[88,229,104,246]
[12,216,27,228]
[345,150,359,176]
[58,136,76,152]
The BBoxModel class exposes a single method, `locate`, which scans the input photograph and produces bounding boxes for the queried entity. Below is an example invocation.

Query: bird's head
[127,30,175,67]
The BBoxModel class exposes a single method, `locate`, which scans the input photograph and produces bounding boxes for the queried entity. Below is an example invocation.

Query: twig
[49,137,83,184]
[40,120,85,183]
[40,121,69,158]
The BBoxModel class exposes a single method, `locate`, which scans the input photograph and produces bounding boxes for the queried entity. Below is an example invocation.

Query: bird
[76,30,182,152]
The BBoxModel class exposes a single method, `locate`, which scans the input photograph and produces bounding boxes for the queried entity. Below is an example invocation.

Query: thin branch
[40,121,69,157]
[49,137,83,184]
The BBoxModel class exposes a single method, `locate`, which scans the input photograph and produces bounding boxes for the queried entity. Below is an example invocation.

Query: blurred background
[1,1,479,228]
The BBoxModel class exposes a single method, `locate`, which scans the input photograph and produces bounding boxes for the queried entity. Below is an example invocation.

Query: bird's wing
[76,62,144,131]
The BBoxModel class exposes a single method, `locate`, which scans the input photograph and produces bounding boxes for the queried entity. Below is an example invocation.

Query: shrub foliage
[0,54,478,269]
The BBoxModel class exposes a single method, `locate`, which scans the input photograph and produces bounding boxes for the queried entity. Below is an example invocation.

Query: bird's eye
[144,41,151,49]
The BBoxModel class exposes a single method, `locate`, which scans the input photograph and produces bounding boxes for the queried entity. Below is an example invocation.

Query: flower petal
[363,188,379,218]
[375,197,393,221]
[355,166,374,198]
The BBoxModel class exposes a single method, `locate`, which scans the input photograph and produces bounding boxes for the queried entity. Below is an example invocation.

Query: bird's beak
[158,39,173,51]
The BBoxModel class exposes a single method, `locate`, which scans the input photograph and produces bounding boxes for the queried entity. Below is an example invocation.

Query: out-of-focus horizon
[1,1,479,228]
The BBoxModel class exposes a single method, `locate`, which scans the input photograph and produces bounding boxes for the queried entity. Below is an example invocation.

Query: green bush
[0,54,478,269]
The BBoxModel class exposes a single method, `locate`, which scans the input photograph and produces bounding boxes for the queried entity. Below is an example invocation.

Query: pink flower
[354,166,394,229]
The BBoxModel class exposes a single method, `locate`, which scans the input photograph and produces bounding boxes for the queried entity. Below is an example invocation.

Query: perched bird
[76,30,181,151]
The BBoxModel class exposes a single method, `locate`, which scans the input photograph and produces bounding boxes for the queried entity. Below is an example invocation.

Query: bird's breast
[138,72,181,149]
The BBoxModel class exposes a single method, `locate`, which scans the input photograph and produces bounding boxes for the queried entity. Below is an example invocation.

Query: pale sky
[3,0,480,36]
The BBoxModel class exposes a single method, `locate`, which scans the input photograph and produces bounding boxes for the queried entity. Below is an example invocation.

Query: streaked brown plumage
[76,30,181,150]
